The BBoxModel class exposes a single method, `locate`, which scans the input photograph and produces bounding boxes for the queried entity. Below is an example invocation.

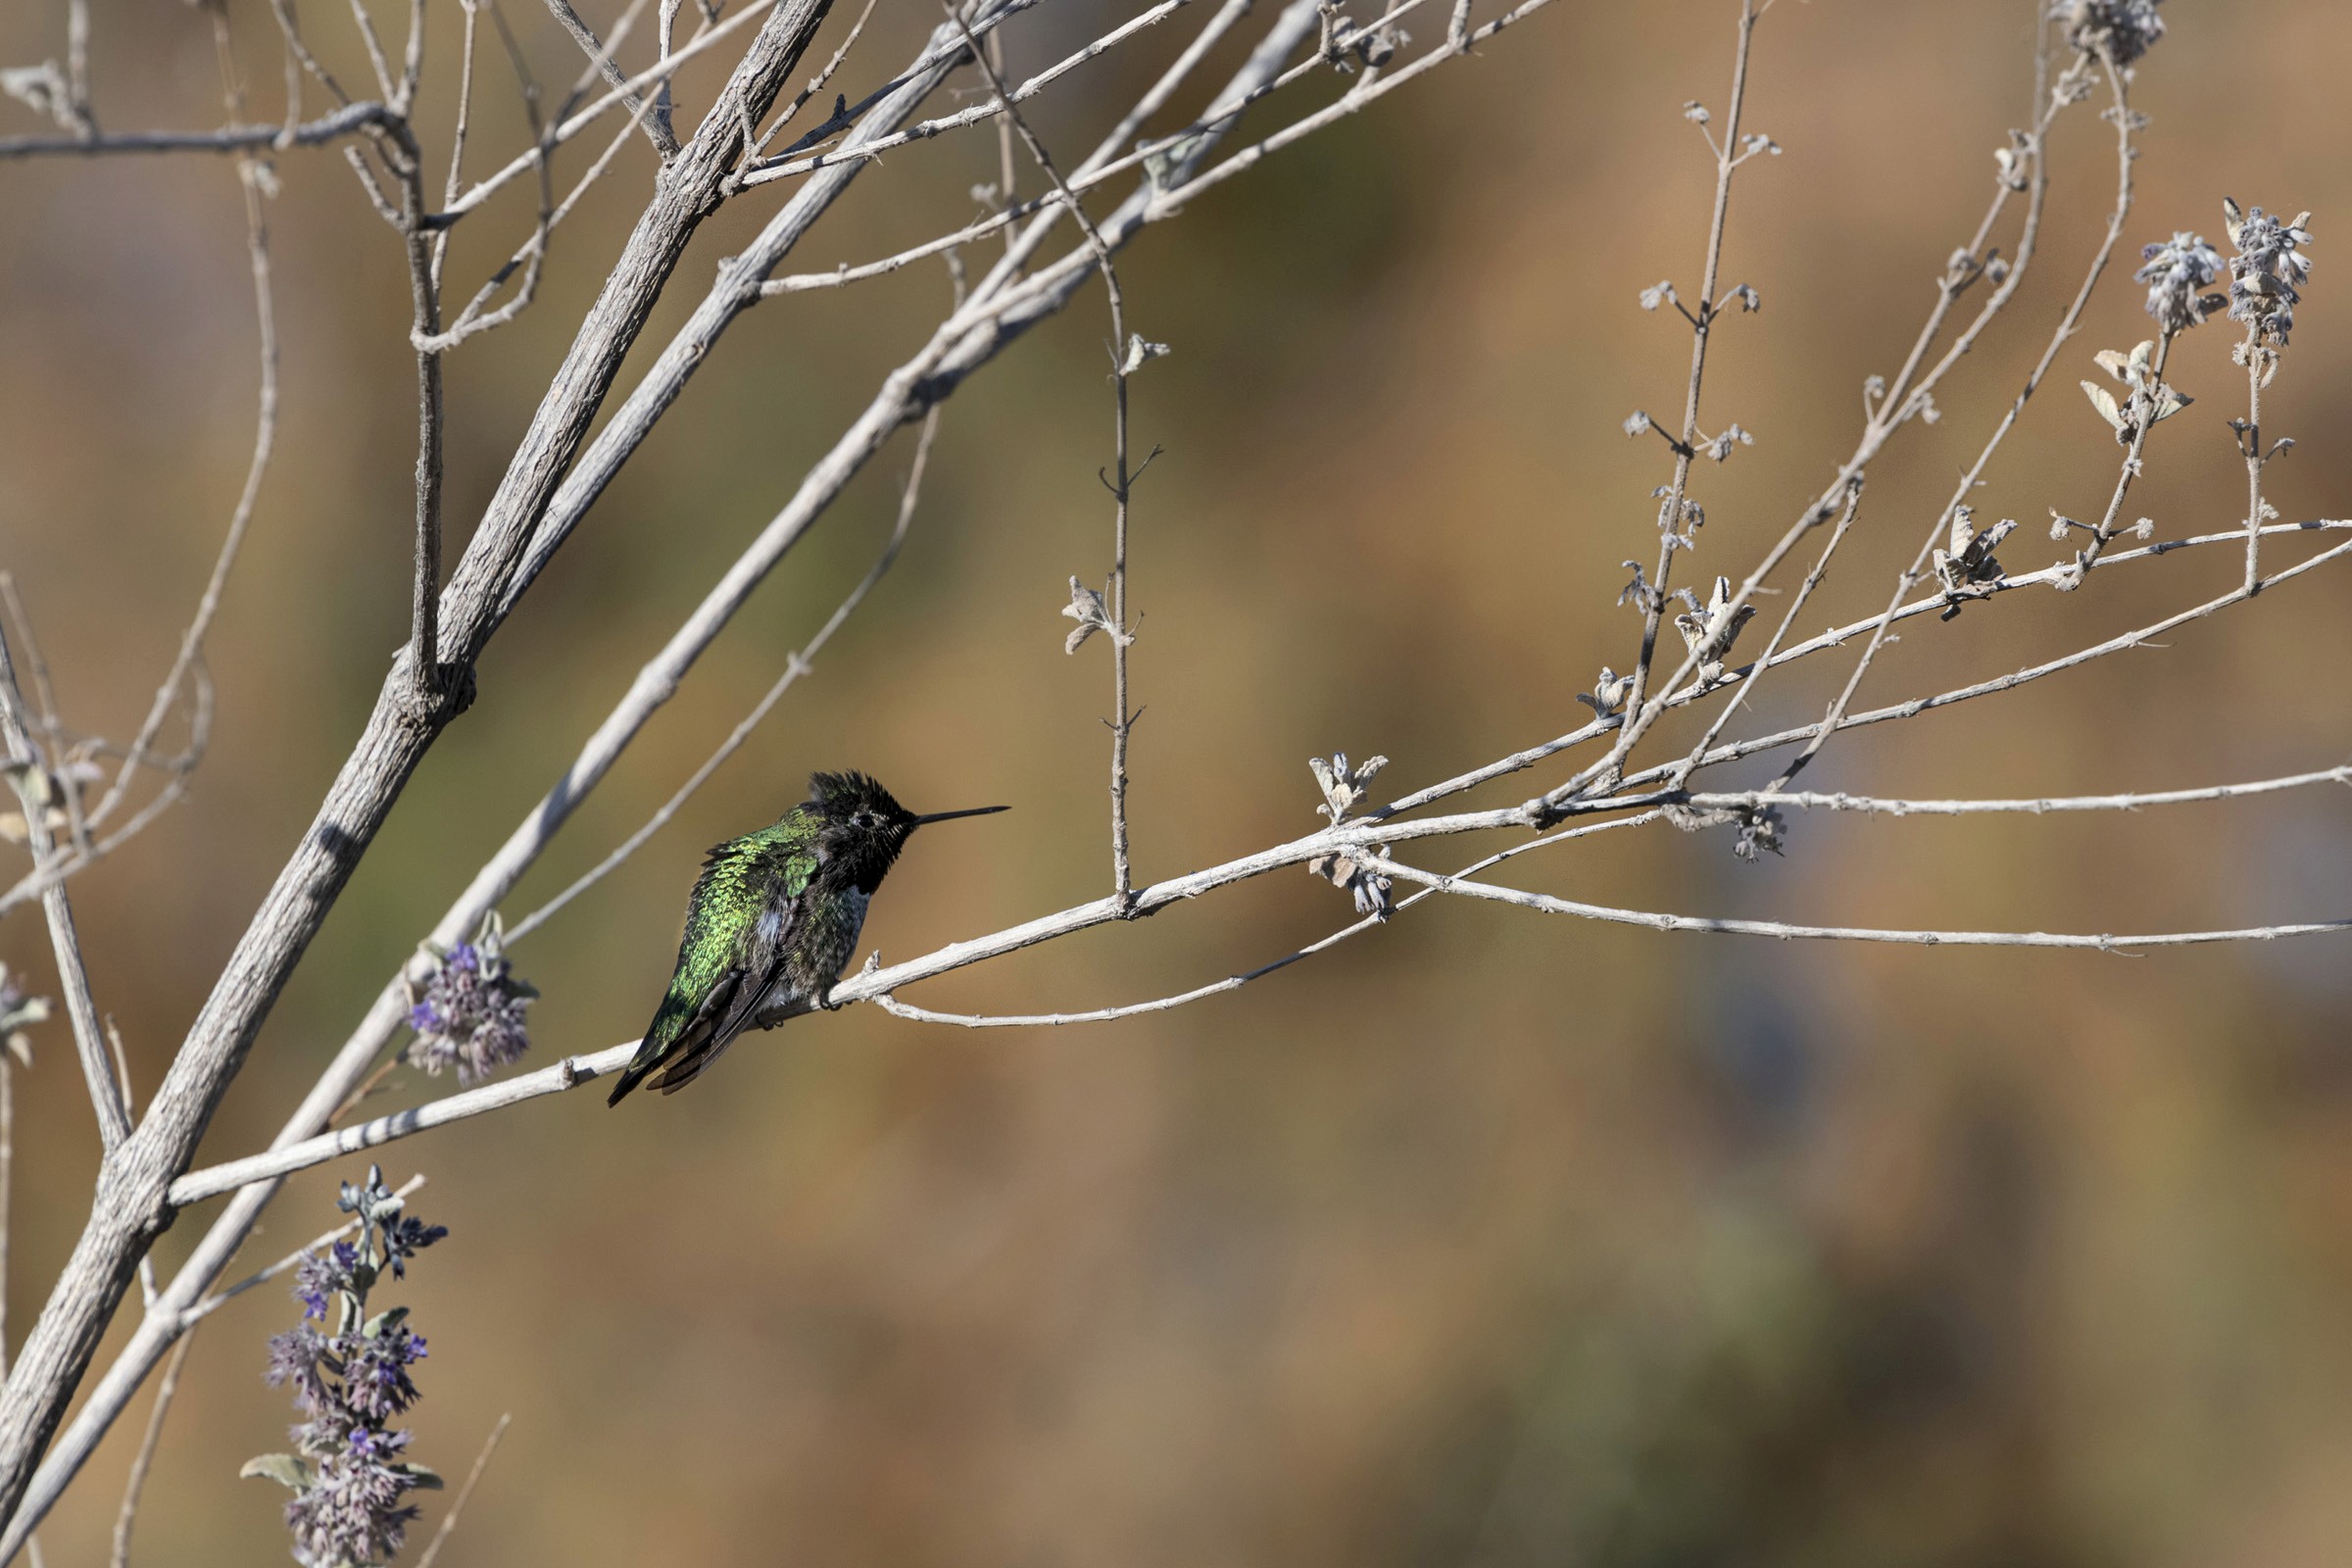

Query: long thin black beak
[910,805,1010,826]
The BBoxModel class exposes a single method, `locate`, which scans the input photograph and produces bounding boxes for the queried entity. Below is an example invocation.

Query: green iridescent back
[638,813,815,1065]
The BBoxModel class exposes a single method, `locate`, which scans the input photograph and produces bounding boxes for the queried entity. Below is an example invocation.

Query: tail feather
[608,967,743,1106]
[605,1049,662,1107]
[607,999,696,1107]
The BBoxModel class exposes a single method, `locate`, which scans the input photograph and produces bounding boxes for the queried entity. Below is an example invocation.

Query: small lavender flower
[2224,200,2315,348]
[2134,231,2224,333]
[2051,0,2166,67]
[403,913,536,1084]
[341,1324,427,1422]
[248,1166,446,1568]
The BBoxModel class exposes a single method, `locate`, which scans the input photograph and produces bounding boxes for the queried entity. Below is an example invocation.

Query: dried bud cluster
[1060,576,1133,655]
[2050,0,2166,68]
[2224,198,2314,352]
[2133,231,2225,334]
[1664,801,1787,862]
[1932,507,2017,616]
[249,1167,448,1568]
[1673,575,1756,688]
[1306,754,1396,920]
[1577,666,1633,718]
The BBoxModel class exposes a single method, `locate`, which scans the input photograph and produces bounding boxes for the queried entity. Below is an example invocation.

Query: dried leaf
[1119,333,1171,374]
[2080,379,2126,431]
[240,1453,314,1493]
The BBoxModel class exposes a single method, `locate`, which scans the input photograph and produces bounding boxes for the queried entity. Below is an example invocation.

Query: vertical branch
[948,3,1146,906]
[0,628,128,1152]
[405,176,447,704]
[1597,0,1759,787]
[2241,326,2265,594]
[2066,327,2175,581]
[988,30,1017,257]
[1105,315,1140,906]
[655,0,682,147]
[399,0,427,111]
[435,0,483,290]
[64,0,95,137]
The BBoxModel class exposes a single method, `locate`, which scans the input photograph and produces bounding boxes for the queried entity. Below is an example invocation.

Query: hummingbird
[606,770,1007,1104]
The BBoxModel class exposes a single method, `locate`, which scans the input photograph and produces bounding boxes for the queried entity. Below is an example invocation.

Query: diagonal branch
[0,629,128,1153]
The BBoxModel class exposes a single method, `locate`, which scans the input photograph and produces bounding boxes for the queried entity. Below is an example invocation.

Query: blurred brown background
[6,0,2352,1561]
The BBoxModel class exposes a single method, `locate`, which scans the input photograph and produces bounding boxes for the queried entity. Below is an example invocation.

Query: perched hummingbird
[607,771,1007,1104]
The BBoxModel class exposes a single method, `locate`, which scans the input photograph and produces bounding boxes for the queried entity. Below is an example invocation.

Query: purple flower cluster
[250,1167,448,1567]
[404,917,536,1084]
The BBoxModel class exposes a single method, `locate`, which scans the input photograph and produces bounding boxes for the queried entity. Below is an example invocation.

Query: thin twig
[87,40,284,834]
[741,0,878,169]
[415,1412,512,1568]
[1379,860,2352,951]
[107,1330,194,1568]
[541,0,680,156]
[1374,519,2352,823]
[1765,51,2139,799]
[0,624,129,1152]
[344,0,400,103]
[2242,322,2267,594]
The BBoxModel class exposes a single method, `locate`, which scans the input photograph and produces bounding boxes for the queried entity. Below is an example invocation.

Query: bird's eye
[852,810,878,830]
